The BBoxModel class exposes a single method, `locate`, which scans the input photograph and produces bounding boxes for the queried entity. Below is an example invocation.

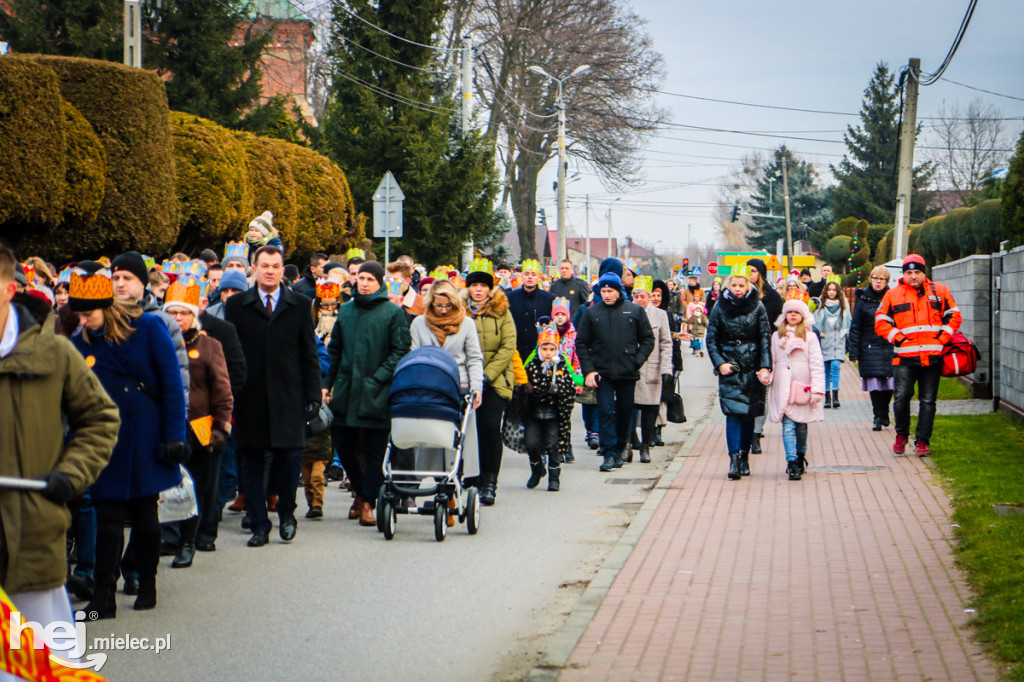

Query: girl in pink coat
[767,292,826,480]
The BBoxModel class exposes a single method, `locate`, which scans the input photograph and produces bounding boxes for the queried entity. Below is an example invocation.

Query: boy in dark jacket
[524,326,577,492]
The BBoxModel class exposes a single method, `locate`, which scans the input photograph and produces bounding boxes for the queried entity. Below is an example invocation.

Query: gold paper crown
[429,268,450,281]
[469,258,493,275]
[521,259,541,273]
[224,241,248,260]
[346,248,366,261]
[316,279,341,300]
[70,266,113,304]
[537,324,560,347]
[164,278,201,310]
[785,288,806,302]
[633,276,653,293]
[826,274,842,285]
[730,264,752,280]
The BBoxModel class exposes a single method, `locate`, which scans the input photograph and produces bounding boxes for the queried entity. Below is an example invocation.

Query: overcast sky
[534,0,1024,256]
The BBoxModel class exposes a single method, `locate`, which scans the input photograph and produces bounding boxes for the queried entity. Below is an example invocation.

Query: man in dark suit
[225,245,321,547]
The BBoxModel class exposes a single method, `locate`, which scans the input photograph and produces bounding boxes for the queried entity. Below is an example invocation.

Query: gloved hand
[304,400,321,422]
[38,471,75,504]
[162,441,191,465]
[209,429,227,454]
[660,374,675,404]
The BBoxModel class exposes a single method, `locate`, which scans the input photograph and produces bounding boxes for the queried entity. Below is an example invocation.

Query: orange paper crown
[316,279,341,301]
[69,265,113,311]
[785,288,805,302]
[537,324,560,347]
[164,278,202,312]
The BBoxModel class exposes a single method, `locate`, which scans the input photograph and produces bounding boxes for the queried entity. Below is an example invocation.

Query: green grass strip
[928,413,1024,680]
[937,376,973,401]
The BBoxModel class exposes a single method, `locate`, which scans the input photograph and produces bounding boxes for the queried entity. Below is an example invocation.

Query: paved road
[84,355,718,681]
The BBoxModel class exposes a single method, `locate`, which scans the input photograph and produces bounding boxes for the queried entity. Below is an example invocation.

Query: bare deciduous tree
[927,98,1010,205]
[444,0,665,258]
[712,151,763,249]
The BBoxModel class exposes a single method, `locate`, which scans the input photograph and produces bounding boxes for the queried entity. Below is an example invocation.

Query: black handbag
[666,378,686,424]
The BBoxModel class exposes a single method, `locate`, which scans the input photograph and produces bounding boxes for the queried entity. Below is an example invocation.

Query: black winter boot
[787,460,802,481]
[134,578,156,611]
[750,433,762,455]
[639,445,651,463]
[831,390,840,408]
[653,426,665,447]
[623,445,633,463]
[479,474,496,506]
[84,585,117,620]
[824,392,833,409]
[171,541,195,569]
[526,460,546,489]
[739,451,750,476]
[728,453,741,480]
[599,453,615,472]
[547,467,561,491]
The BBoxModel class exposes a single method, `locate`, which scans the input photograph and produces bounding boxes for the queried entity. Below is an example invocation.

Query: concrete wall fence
[933,245,1024,420]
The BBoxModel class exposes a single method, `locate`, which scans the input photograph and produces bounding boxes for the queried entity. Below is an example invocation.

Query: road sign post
[373,172,405,264]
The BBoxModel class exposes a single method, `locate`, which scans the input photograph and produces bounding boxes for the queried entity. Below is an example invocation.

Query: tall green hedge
[26,55,179,256]
[0,58,65,230]
[170,112,253,253]
[1004,128,1024,248]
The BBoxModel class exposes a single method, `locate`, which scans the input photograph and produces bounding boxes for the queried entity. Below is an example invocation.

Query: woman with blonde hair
[847,265,895,429]
[69,263,187,618]
[410,280,484,408]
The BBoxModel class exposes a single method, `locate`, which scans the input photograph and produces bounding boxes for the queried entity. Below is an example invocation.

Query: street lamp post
[528,63,590,263]
[607,197,621,260]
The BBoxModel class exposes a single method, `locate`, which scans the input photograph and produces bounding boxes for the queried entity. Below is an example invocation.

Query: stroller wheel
[465,488,480,536]
[375,492,388,533]
[433,503,448,542]
[382,500,397,540]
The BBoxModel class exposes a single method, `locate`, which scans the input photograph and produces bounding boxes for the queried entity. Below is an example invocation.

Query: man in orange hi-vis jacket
[874,254,961,457]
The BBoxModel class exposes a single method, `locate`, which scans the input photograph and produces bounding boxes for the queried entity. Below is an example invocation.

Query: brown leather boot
[227,494,245,512]
[348,496,362,520]
[267,495,278,512]
[359,501,376,527]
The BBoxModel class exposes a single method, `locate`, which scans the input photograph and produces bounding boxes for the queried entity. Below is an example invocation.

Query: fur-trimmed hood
[461,286,509,319]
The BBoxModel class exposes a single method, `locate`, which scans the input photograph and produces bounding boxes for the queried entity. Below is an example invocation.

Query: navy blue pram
[379,346,480,541]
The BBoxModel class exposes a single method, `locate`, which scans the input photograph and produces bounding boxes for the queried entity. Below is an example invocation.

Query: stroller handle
[0,476,48,491]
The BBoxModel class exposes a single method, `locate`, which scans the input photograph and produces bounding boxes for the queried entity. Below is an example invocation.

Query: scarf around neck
[425,297,465,346]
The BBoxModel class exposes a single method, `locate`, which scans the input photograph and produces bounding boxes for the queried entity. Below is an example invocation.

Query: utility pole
[123,1,142,68]
[607,198,619,259]
[459,35,475,270]
[894,58,921,261]
[555,81,568,262]
[782,155,794,270]
[585,194,591,278]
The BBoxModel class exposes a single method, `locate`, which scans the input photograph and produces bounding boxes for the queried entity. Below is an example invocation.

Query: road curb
[526,416,711,681]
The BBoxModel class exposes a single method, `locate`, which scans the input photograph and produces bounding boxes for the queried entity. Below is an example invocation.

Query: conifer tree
[0,0,121,60]
[830,63,933,224]
[322,0,499,265]
[745,146,832,251]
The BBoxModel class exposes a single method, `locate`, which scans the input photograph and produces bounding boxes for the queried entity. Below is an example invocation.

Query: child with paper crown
[523,325,578,492]
[766,289,826,481]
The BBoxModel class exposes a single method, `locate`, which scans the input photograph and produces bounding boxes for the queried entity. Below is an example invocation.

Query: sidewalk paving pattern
[553,363,998,681]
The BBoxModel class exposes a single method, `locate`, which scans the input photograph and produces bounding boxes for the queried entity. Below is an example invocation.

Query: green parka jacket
[0,295,119,594]
[324,289,411,430]
[461,288,517,401]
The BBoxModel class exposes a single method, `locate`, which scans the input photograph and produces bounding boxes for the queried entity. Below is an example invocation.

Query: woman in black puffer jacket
[706,268,772,480]
[847,265,894,431]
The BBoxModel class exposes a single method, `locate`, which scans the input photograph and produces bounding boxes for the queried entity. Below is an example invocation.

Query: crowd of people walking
[0,210,961,644]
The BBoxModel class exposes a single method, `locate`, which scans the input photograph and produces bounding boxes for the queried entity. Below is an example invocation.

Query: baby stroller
[379,346,480,541]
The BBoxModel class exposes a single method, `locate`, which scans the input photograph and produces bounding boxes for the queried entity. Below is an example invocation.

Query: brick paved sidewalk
[544,363,997,681]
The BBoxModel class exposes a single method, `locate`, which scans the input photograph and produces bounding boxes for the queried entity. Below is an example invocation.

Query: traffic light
[730,204,740,222]
[682,258,690,275]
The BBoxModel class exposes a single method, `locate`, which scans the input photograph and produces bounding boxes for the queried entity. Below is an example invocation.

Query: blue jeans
[782,416,808,461]
[71,489,96,578]
[725,416,755,454]
[581,403,600,435]
[217,434,238,508]
[596,377,636,456]
[824,360,841,392]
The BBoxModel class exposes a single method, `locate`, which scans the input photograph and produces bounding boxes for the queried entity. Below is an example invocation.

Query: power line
[332,2,458,52]
[919,0,978,86]
[939,77,1024,103]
